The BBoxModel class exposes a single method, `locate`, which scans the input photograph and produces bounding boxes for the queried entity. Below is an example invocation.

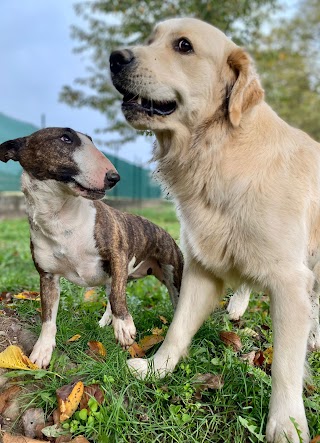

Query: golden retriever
[110,17,320,443]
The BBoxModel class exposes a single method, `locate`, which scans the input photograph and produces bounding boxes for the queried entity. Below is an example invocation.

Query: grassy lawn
[0,202,319,442]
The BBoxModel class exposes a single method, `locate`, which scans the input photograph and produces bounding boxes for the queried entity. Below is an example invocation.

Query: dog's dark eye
[60,134,72,144]
[176,38,193,54]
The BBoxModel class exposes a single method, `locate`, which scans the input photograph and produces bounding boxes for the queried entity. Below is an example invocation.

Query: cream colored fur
[115,18,320,443]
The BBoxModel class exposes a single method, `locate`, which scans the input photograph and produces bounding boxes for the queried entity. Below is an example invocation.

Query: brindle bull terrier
[0,127,184,368]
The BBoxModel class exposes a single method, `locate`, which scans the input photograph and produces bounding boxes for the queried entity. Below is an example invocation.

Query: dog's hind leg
[127,258,223,378]
[109,254,136,348]
[29,273,60,368]
[227,284,251,320]
[266,268,312,443]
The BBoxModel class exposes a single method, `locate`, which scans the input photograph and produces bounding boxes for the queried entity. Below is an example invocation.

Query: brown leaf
[70,437,90,443]
[13,291,40,301]
[253,350,265,367]
[138,335,164,352]
[87,341,106,358]
[159,315,168,324]
[79,384,104,411]
[56,381,84,422]
[67,334,81,343]
[220,331,242,351]
[22,408,45,438]
[3,433,47,443]
[128,342,146,358]
[311,437,320,443]
[192,373,224,390]
[0,385,21,414]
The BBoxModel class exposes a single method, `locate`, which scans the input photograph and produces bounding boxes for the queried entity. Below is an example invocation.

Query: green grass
[0,202,319,442]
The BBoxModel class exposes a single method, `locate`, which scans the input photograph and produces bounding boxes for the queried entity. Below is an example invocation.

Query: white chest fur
[23,175,106,287]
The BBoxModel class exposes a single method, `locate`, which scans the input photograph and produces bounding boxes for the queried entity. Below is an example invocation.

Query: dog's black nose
[106,170,120,189]
[110,49,134,75]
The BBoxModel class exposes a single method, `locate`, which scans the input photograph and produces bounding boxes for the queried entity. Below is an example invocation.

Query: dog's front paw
[127,358,150,379]
[29,336,55,368]
[308,323,320,351]
[266,407,309,443]
[113,314,136,348]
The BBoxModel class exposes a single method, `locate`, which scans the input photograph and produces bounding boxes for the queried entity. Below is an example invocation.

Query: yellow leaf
[159,315,168,324]
[263,346,273,364]
[151,327,164,336]
[67,334,81,343]
[13,291,40,301]
[83,288,98,302]
[57,381,84,422]
[0,345,39,370]
[87,341,107,357]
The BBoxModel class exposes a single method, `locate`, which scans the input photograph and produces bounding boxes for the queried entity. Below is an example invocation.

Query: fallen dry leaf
[159,315,168,324]
[220,331,242,351]
[139,335,164,352]
[87,341,107,358]
[79,384,104,410]
[241,327,259,338]
[0,345,39,370]
[253,350,265,367]
[240,350,256,366]
[263,346,273,364]
[311,436,320,443]
[0,385,21,414]
[67,334,81,343]
[128,342,146,358]
[3,433,47,443]
[22,408,45,438]
[151,327,164,336]
[70,437,90,443]
[83,288,98,302]
[57,381,84,422]
[13,291,40,301]
[192,373,224,390]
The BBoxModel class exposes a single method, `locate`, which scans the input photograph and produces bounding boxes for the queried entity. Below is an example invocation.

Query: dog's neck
[21,171,92,235]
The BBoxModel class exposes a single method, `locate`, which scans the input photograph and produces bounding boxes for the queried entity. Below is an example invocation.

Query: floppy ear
[0,137,26,163]
[227,48,264,127]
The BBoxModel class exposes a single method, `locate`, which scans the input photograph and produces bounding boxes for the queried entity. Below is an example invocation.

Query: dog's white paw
[308,323,320,351]
[98,301,112,327]
[266,407,309,443]
[113,314,136,348]
[127,358,150,379]
[128,352,177,380]
[29,336,55,369]
[227,286,250,320]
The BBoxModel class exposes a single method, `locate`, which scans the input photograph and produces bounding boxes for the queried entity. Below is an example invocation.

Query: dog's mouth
[122,92,177,117]
[72,180,106,200]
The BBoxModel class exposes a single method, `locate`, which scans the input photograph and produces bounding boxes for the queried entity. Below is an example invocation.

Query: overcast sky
[1,0,152,165]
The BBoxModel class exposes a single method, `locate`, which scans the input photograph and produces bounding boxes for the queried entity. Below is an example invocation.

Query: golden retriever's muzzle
[110,50,177,118]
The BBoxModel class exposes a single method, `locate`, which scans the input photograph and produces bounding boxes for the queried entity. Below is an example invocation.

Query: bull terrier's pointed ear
[0,137,26,163]
[227,48,264,127]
